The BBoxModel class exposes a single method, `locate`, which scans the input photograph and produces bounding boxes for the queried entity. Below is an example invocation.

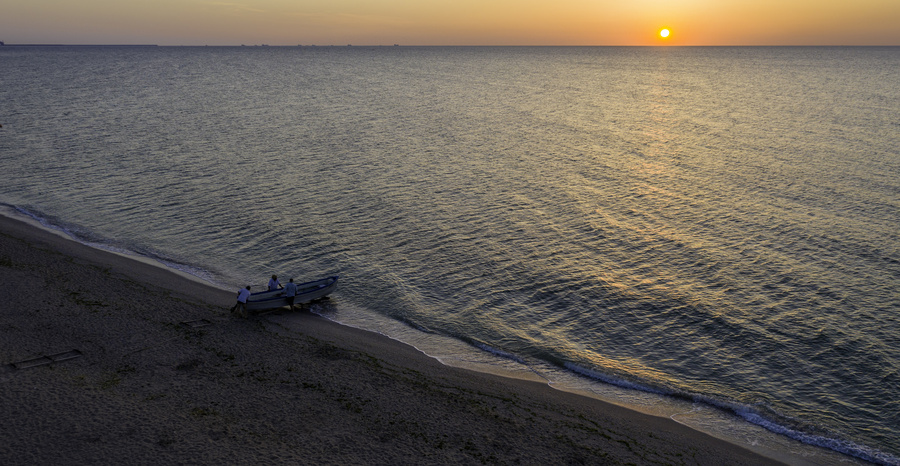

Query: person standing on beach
[268,275,282,291]
[233,285,251,318]
[283,278,298,312]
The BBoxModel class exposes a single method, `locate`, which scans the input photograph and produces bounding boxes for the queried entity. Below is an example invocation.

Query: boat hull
[245,276,338,312]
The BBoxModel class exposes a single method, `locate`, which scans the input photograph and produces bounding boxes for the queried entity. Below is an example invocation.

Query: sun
[660,28,670,39]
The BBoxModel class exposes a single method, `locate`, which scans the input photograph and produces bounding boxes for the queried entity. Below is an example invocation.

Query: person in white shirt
[268,275,282,291]
[233,285,251,318]
[283,278,299,311]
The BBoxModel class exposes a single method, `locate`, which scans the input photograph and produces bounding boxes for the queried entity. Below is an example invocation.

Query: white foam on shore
[305,297,867,466]
[0,204,230,291]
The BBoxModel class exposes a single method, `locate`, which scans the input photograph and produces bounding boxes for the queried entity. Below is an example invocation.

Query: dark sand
[0,214,782,464]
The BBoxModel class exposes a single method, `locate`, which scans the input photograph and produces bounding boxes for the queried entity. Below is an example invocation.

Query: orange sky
[3,0,899,46]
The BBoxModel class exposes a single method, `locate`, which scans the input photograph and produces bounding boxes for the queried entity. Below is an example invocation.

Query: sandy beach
[0,214,781,465]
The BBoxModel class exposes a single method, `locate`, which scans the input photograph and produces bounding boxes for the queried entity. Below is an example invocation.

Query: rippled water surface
[2,46,898,464]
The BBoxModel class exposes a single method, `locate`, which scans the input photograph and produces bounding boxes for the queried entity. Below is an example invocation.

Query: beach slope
[0,215,780,464]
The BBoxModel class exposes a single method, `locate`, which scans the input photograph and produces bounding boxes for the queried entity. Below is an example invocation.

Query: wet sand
[0,214,781,464]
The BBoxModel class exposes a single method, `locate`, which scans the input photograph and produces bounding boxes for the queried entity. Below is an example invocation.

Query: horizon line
[3,43,900,48]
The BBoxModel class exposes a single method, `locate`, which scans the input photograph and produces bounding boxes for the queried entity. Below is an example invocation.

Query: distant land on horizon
[2,42,898,48]
[0,42,158,47]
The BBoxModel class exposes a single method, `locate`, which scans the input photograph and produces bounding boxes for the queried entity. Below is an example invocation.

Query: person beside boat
[232,285,251,318]
[268,274,282,291]
[283,278,298,311]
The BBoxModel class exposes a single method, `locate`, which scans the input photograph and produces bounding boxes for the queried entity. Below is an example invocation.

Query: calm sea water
[1,45,898,464]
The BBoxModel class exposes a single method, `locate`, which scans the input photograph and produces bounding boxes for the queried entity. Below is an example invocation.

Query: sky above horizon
[3,0,899,46]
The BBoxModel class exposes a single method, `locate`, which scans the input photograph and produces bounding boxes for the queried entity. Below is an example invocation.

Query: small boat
[245,276,339,312]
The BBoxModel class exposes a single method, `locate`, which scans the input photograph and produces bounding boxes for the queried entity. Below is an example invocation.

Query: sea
[1,45,898,465]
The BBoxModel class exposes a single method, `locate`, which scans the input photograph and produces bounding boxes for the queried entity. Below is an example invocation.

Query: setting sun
[660,29,670,39]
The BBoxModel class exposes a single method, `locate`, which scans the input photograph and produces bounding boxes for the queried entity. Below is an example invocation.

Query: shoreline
[0,213,784,464]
